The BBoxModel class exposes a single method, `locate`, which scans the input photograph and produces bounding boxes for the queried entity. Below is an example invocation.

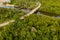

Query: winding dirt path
[0,2,41,27]
[0,20,15,27]
[20,3,41,19]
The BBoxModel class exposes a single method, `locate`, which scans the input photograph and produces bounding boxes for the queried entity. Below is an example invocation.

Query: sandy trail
[0,20,15,27]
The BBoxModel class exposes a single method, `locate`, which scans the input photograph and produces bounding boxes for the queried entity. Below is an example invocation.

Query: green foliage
[39,0,60,15]
[0,0,60,40]
[0,8,25,23]
[11,0,60,15]
[0,14,60,40]
[11,0,37,9]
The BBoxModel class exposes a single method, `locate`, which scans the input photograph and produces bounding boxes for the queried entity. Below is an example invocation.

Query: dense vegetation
[11,0,60,16]
[0,14,60,40]
[11,0,37,9]
[0,0,60,40]
[0,8,25,23]
[39,0,60,16]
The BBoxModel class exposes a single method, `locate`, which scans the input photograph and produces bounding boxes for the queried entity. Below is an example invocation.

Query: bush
[0,14,60,40]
